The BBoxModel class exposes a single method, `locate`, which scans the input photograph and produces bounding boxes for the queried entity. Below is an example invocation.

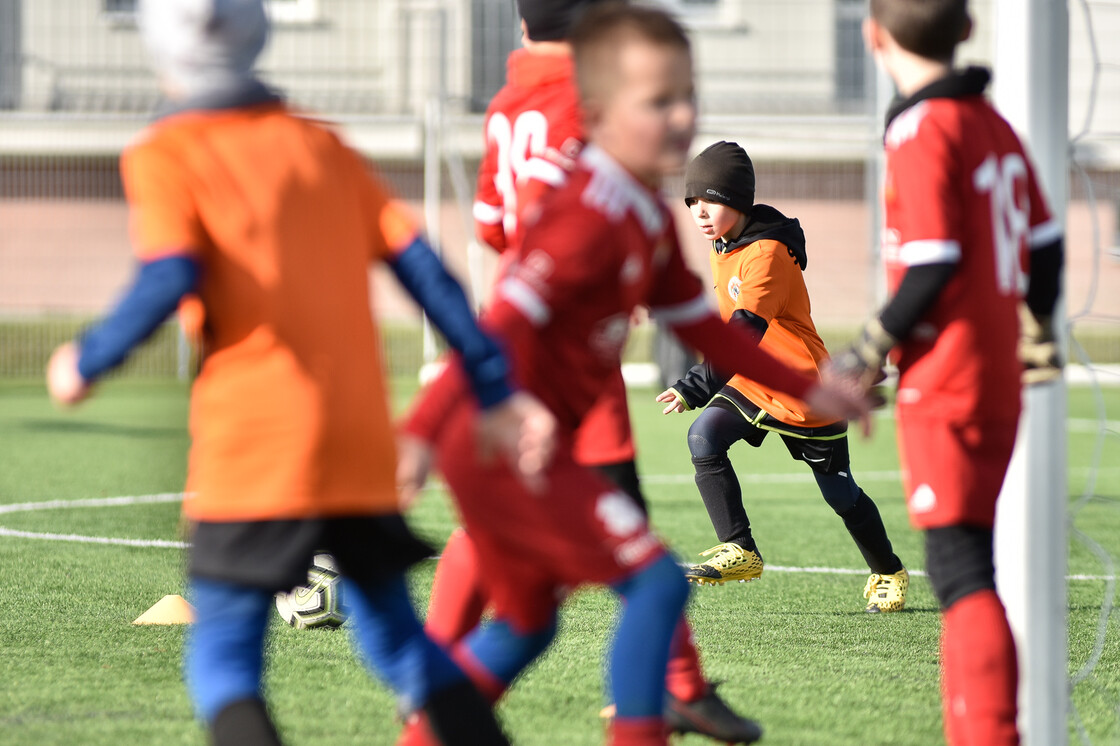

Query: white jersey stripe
[472,200,504,225]
[899,238,962,266]
[498,276,551,326]
[1029,218,1063,248]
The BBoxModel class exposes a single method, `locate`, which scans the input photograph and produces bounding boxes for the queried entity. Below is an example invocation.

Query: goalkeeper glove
[830,318,897,391]
[1019,304,1062,385]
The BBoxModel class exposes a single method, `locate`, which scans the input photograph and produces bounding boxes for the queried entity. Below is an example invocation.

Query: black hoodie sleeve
[668,310,767,408]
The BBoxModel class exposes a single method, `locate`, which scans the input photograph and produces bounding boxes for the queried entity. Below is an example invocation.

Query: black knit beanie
[684,141,755,214]
[517,0,610,41]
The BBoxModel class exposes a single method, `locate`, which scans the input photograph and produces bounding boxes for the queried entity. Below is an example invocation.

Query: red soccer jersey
[473,48,583,253]
[405,145,810,443]
[472,47,631,465]
[487,144,707,432]
[882,94,1058,423]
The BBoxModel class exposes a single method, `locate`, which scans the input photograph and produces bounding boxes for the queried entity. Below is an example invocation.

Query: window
[834,0,867,108]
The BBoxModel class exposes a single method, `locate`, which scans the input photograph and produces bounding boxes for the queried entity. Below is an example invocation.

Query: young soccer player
[396,5,871,745]
[427,2,757,739]
[833,1,1064,742]
[430,0,629,650]
[45,1,556,744]
[656,141,908,612]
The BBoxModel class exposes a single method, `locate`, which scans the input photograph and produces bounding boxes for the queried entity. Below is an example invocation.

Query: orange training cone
[132,594,196,625]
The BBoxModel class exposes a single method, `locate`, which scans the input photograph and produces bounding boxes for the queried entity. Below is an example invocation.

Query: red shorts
[572,368,635,466]
[896,408,1019,529]
[436,402,664,633]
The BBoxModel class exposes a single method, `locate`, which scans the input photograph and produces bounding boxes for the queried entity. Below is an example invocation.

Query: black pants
[685,397,902,575]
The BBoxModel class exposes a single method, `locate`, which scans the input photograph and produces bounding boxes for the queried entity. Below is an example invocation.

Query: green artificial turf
[0,378,1116,745]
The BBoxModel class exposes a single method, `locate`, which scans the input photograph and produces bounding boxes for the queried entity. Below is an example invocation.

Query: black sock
[692,453,754,550]
[211,698,281,746]
[424,680,509,746]
[728,535,759,555]
[840,491,903,575]
[594,460,646,515]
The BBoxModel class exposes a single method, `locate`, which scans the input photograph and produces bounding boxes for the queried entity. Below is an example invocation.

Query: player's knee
[687,420,726,459]
[815,471,861,515]
[925,525,997,610]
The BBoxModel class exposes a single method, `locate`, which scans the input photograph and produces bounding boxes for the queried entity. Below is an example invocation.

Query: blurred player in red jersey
[397,5,871,745]
[45,1,556,744]
[426,1,757,740]
[833,1,1064,743]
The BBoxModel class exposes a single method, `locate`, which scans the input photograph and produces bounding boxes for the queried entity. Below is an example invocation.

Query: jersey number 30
[488,110,550,215]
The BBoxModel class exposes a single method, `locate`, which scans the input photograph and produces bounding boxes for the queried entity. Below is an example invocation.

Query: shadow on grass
[19,419,184,438]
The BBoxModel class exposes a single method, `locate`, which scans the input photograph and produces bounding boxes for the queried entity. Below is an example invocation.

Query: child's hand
[46,342,91,407]
[804,375,872,436]
[656,389,686,415]
[395,433,434,511]
[476,391,557,493]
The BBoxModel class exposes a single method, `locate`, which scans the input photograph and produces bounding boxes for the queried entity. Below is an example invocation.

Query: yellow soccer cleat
[684,543,764,585]
[863,567,909,613]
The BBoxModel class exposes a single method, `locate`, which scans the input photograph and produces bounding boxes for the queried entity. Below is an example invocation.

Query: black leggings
[685,400,901,574]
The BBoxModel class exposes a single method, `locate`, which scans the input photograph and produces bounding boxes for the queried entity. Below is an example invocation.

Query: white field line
[0,527,188,548]
[0,491,1114,581]
[0,492,185,515]
[0,493,189,548]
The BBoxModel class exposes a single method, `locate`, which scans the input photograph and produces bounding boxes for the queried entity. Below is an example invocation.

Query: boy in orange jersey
[656,141,908,612]
[45,1,555,745]
[396,5,871,745]
[427,2,758,740]
[832,0,1063,743]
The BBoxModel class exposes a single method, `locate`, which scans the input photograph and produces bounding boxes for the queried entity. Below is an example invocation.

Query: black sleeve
[671,359,725,409]
[731,308,769,338]
[1025,238,1064,318]
[877,262,957,341]
[670,310,767,408]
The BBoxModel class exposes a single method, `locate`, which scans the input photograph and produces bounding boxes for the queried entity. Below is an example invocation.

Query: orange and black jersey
[669,204,837,430]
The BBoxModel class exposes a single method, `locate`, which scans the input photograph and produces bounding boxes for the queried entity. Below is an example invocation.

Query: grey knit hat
[139,0,269,96]
[684,141,755,214]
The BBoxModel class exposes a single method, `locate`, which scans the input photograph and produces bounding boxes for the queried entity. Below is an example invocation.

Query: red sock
[940,629,966,746]
[941,590,1020,746]
[395,713,437,746]
[665,617,708,702]
[425,528,487,647]
[609,717,668,746]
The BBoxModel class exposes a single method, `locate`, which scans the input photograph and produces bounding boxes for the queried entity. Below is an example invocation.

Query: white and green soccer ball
[275,552,348,629]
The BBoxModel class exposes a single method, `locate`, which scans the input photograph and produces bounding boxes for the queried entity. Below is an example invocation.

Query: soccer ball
[275,552,348,629]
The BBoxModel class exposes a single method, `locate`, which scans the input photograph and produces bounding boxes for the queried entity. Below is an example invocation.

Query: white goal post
[992,1,1070,745]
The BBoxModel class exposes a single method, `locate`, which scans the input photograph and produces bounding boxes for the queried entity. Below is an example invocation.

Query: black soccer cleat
[664,684,763,744]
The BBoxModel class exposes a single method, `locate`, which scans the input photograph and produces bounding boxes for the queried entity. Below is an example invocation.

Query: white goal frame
[992,1,1071,745]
